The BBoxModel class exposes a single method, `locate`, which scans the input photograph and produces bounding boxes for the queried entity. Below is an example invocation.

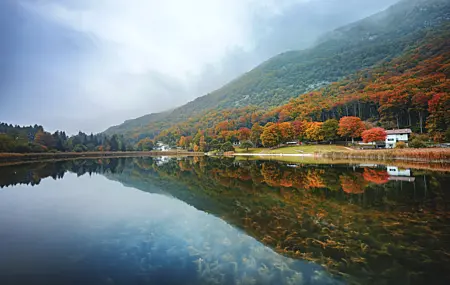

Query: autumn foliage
[362,128,387,143]
[338,117,366,142]
[120,28,450,149]
[363,169,389,185]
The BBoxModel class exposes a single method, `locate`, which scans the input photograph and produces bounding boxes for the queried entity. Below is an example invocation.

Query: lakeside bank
[232,147,450,163]
[0,151,204,164]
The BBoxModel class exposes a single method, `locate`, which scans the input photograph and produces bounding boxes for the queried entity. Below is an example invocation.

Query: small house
[385,129,412,148]
[155,142,170,151]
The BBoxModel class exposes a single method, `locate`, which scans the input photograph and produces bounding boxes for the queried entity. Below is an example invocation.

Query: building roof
[386,129,412,135]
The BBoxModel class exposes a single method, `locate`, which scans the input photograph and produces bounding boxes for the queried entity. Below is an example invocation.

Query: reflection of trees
[0,158,130,188]
[261,164,283,187]
[3,157,450,284]
[114,157,450,285]
[339,173,367,194]
[303,169,326,189]
[363,168,389,185]
[261,164,326,190]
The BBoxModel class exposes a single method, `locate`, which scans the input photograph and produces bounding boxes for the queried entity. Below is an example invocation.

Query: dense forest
[142,22,450,151]
[0,123,139,153]
[104,0,450,142]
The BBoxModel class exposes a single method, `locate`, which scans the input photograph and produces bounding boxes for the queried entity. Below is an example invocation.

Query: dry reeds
[321,148,450,163]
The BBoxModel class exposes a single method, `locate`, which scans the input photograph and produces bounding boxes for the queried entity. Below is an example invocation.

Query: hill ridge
[104,0,450,140]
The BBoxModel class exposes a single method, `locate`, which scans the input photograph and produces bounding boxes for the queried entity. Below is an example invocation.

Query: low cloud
[0,0,398,134]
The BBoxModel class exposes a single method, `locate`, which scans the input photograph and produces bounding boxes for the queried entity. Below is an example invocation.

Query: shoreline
[233,153,314,157]
[232,148,450,164]
[2,148,450,166]
[0,151,204,164]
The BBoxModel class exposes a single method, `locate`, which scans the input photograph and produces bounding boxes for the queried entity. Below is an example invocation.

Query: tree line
[172,116,398,152]
[0,123,142,153]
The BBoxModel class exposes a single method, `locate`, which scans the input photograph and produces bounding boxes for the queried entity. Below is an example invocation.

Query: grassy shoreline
[321,148,450,163]
[2,146,450,165]
[0,151,204,164]
[233,145,450,163]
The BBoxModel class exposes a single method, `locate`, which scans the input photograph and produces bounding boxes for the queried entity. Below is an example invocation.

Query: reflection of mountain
[1,158,450,284]
[105,158,450,285]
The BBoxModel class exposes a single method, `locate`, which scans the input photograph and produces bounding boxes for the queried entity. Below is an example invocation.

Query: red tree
[238,127,251,141]
[362,127,387,143]
[338,116,366,143]
[363,169,389,185]
[292,120,306,140]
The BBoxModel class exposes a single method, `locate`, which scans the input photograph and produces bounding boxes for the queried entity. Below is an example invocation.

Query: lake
[0,157,449,285]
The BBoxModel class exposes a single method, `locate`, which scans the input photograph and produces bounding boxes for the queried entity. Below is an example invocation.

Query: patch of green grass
[266,145,349,154]
[234,148,267,154]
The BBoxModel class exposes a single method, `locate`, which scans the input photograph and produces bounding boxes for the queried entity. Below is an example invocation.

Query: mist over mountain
[104,0,450,140]
[0,0,398,134]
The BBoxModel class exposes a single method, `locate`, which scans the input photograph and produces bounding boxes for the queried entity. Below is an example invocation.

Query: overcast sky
[0,0,399,134]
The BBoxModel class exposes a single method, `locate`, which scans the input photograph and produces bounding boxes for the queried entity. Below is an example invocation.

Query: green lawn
[234,147,266,154]
[236,145,348,154]
[267,145,349,154]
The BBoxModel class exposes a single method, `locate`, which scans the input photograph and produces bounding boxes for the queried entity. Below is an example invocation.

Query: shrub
[395,141,407,149]
[409,138,427,148]
[240,140,254,151]
[13,144,32,153]
[410,133,430,142]
[73,144,87,152]
[209,139,221,151]
[445,129,450,142]
[221,142,235,152]
[29,143,46,153]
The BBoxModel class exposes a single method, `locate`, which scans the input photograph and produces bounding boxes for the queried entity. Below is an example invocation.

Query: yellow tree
[261,124,281,147]
[305,122,324,142]
[178,136,186,149]
[199,136,207,152]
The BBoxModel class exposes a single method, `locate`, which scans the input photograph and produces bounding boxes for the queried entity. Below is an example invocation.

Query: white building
[155,142,170,151]
[385,129,412,148]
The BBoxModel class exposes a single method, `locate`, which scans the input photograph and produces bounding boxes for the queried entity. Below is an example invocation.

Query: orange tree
[338,116,366,143]
[362,127,387,143]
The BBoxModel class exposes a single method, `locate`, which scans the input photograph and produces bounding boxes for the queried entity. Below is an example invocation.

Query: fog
[0,0,399,134]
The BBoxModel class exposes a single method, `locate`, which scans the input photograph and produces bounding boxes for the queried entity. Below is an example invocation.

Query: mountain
[104,0,450,140]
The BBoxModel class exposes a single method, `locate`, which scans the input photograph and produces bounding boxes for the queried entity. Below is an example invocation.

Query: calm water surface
[0,157,449,285]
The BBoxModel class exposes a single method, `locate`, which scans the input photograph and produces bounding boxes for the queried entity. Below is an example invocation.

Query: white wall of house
[385,134,409,148]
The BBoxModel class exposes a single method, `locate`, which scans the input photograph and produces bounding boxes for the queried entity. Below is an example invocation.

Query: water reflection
[1,157,450,285]
[0,172,338,285]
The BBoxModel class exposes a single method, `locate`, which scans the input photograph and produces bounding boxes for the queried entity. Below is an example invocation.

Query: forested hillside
[152,21,450,149]
[104,0,450,141]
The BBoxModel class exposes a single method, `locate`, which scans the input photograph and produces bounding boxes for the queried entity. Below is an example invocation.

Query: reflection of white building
[386,166,415,182]
[385,129,412,148]
[359,164,378,167]
[156,156,170,166]
[387,166,411,176]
